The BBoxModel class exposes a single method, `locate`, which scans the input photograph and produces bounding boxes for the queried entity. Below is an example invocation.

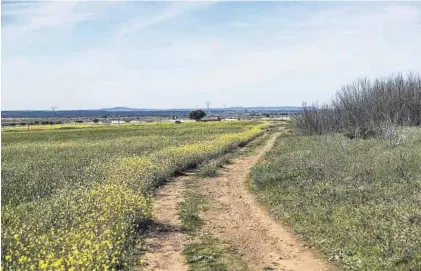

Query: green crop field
[251,127,421,271]
[1,121,266,270]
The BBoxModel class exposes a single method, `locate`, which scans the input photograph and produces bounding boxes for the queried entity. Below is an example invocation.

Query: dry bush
[296,73,421,138]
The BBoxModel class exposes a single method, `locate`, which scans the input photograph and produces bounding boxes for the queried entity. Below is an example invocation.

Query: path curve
[141,132,337,271]
[200,133,337,271]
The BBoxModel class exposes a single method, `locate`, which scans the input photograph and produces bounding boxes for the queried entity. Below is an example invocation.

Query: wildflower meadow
[1,121,266,270]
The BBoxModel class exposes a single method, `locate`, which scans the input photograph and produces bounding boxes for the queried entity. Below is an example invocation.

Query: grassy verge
[197,154,234,178]
[196,129,274,178]
[179,181,207,232]
[251,127,421,271]
[184,236,248,271]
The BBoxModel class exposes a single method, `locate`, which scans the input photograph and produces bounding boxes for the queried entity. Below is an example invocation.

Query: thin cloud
[3,2,86,30]
[115,2,214,38]
[1,2,421,110]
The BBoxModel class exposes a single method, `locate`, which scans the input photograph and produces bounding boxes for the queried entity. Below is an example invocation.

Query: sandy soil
[141,177,188,271]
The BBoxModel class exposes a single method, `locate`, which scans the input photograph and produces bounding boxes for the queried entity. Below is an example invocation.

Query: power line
[204,101,211,112]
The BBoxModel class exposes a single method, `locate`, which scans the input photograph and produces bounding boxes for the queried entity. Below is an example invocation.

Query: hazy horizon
[1,105,304,112]
[2,1,421,110]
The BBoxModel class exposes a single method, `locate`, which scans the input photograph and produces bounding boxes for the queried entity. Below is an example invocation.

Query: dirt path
[142,132,336,271]
[200,133,336,271]
[141,177,188,271]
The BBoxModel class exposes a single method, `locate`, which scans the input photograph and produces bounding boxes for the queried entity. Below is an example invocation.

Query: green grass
[1,121,266,270]
[2,121,261,205]
[197,155,233,178]
[196,129,273,178]
[184,237,248,271]
[251,127,421,270]
[179,180,207,232]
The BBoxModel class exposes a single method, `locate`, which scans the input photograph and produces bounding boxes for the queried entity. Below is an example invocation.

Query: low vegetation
[197,155,233,178]
[179,180,207,232]
[1,121,266,270]
[251,127,421,270]
[253,74,421,270]
[184,237,248,271]
[196,127,273,178]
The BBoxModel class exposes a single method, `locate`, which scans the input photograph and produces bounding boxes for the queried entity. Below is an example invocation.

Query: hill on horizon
[1,106,304,118]
[99,106,304,112]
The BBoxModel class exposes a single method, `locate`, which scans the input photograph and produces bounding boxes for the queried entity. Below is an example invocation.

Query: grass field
[251,127,421,270]
[1,121,266,270]
[1,122,183,132]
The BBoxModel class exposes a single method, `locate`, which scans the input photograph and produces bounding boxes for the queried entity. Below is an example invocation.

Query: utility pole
[51,106,57,127]
[204,101,211,114]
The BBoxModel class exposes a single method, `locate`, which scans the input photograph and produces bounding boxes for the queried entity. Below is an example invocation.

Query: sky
[1,1,421,110]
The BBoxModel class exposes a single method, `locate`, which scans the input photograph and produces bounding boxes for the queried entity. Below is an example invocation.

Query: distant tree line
[1,121,64,127]
[296,73,421,138]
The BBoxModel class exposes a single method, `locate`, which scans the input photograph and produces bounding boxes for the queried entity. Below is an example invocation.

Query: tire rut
[140,177,188,271]
[141,132,337,271]
[199,133,337,271]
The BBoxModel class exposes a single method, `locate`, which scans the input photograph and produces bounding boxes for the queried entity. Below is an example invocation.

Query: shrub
[189,110,206,121]
[296,73,421,138]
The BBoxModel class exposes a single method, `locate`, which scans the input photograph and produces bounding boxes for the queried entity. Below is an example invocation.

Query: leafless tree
[296,73,421,138]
